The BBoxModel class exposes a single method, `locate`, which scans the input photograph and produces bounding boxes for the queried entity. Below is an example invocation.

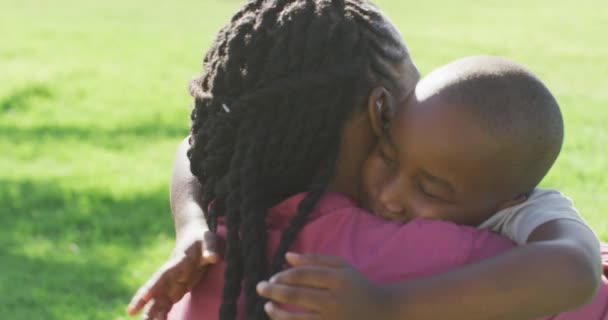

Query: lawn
[1,0,606,318]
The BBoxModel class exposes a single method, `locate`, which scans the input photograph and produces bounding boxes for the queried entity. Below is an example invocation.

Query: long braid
[188,1,409,319]
[237,109,277,317]
[218,120,251,320]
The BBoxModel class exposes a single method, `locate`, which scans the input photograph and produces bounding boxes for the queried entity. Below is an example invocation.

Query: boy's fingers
[285,252,348,268]
[186,266,206,291]
[269,266,342,289]
[128,273,166,316]
[127,286,153,315]
[128,257,186,315]
[264,302,321,320]
[142,299,171,320]
[257,281,327,311]
[201,231,221,264]
[167,281,188,304]
[202,250,220,264]
[174,254,198,284]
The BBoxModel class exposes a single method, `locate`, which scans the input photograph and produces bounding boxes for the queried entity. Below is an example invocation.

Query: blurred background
[1,0,606,318]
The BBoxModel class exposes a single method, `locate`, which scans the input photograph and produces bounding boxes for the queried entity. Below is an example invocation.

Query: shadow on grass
[0,178,175,319]
[0,249,134,319]
[0,122,188,150]
[0,83,53,113]
[0,80,188,148]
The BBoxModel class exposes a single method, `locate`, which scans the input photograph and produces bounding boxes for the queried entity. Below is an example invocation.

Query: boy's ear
[368,87,394,137]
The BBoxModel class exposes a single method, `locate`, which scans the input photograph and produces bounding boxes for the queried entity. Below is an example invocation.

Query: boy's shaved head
[361,56,563,225]
[418,56,563,195]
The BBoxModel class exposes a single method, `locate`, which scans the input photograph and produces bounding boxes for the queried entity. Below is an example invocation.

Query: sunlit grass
[1,0,606,318]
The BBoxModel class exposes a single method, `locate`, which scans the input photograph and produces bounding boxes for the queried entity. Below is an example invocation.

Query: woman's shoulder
[304,195,514,256]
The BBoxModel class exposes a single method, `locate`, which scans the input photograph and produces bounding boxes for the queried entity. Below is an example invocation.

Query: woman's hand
[257,253,396,320]
[127,223,220,319]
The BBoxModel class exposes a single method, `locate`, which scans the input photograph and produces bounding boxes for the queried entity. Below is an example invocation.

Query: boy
[256,56,603,319]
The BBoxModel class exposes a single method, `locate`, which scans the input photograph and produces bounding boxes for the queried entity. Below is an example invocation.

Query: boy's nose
[377,179,407,216]
[384,202,404,213]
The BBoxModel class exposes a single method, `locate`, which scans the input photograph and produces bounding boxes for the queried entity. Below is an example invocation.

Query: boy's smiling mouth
[376,208,412,223]
[365,196,412,223]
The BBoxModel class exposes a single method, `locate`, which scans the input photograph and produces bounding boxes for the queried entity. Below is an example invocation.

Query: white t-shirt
[478,188,592,244]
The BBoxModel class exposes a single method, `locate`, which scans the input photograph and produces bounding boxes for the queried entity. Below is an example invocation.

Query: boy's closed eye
[415,180,448,203]
[416,170,458,204]
[376,135,452,204]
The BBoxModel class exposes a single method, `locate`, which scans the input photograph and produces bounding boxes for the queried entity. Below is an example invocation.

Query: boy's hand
[127,225,220,319]
[257,253,395,320]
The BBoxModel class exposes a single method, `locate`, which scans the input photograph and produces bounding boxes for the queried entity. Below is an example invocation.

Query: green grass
[1,0,606,318]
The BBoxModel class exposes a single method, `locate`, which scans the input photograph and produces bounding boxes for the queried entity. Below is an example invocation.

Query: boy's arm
[387,219,601,320]
[258,220,601,320]
[168,136,221,262]
[170,137,212,242]
[127,137,220,317]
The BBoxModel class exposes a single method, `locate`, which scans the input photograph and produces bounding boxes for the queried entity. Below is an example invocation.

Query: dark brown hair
[188,0,408,319]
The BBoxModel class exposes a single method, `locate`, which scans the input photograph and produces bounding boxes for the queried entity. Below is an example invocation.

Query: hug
[128,0,608,319]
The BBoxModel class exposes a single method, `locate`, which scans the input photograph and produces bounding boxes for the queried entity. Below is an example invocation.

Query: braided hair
[188,0,408,319]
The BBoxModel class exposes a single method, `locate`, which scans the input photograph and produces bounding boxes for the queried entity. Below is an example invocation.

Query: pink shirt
[168,193,608,319]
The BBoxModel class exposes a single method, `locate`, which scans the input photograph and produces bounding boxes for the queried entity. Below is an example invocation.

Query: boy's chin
[365,202,412,223]
[374,211,412,223]
[357,197,375,213]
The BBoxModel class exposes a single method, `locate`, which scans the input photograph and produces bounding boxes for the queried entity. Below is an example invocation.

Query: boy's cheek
[358,159,376,210]
[359,156,388,211]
